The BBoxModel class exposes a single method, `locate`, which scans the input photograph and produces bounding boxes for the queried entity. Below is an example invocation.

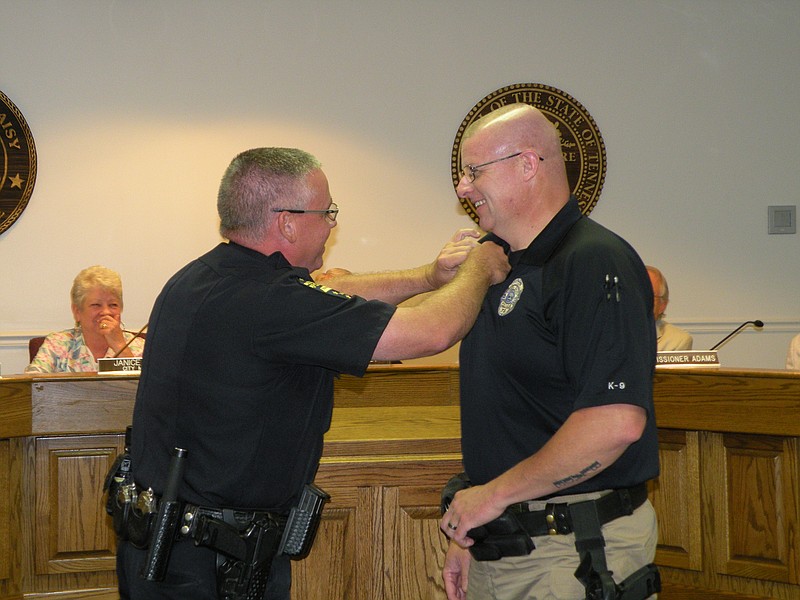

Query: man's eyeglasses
[272,202,339,223]
[460,151,544,183]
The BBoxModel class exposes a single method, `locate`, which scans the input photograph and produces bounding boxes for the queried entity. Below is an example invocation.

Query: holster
[570,497,660,600]
[440,472,471,514]
[187,509,282,600]
[467,511,535,561]
[440,473,535,561]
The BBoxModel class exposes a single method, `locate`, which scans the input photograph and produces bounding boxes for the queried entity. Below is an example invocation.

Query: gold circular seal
[0,90,37,236]
[451,83,606,223]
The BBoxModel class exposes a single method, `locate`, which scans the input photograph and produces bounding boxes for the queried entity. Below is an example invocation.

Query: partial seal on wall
[0,90,37,236]
[452,83,606,224]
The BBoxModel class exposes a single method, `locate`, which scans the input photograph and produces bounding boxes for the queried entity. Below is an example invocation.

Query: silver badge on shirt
[498,278,524,316]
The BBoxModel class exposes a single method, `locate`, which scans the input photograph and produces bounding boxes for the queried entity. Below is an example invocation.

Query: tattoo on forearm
[553,461,601,488]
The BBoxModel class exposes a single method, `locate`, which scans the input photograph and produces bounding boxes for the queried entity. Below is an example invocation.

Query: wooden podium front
[650,368,800,600]
[0,367,798,599]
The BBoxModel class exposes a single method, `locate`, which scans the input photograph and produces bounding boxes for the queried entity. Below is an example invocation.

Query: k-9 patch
[498,278,524,316]
[298,278,351,299]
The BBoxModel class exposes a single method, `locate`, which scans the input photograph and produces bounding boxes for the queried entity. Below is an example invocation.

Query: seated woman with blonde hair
[25,265,145,373]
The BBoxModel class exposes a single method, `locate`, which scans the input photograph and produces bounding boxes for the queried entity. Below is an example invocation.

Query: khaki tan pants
[467,492,658,600]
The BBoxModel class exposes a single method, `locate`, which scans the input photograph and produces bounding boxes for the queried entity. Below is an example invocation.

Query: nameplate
[656,351,720,369]
[98,357,142,373]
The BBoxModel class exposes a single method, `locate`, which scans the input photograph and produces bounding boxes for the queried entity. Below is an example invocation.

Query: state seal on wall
[452,83,606,224]
[0,90,37,236]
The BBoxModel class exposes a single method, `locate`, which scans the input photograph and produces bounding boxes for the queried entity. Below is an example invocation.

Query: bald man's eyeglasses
[272,202,339,224]
[460,151,544,183]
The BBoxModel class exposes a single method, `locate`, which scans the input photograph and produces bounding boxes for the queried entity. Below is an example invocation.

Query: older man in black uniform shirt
[116,147,509,600]
[440,105,659,599]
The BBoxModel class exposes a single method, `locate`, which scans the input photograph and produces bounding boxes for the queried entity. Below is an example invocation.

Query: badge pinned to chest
[498,278,524,316]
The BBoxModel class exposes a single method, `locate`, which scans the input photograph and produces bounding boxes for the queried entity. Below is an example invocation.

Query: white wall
[1,0,798,375]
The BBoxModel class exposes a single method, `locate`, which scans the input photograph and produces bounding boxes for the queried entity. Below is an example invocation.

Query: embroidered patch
[498,278,523,316]
[299,278,351,299]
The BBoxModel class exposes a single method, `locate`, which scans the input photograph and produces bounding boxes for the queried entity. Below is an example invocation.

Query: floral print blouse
[24,328,146,373]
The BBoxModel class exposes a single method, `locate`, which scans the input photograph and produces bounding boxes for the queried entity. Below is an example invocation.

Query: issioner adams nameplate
[452,83,606,223]
[0,89,37,237]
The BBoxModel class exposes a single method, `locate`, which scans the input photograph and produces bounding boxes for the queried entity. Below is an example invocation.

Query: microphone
[113,323,149,358]
[709,320,764,351]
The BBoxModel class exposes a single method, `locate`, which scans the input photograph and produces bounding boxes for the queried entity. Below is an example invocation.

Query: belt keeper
[619,487,634,515]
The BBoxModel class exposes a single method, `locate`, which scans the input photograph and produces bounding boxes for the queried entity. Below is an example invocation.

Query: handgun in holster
[187,482,329,600]
[201,513,282,600]
[577,558,661,600]
[570,498,660,600]
[440,472,535,561]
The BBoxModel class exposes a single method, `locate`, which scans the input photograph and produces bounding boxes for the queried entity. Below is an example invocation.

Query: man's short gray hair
[217,147,322,243]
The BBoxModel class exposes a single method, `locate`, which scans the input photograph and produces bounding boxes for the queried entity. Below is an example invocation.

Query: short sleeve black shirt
[460,198,659,493]
[132,242,395,511]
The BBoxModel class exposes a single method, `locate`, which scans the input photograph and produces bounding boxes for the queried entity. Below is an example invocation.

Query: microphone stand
[709,320,764,351]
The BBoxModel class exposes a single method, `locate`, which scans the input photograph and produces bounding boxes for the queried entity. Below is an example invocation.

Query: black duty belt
[509,483,648,537]
[181,504,286,537]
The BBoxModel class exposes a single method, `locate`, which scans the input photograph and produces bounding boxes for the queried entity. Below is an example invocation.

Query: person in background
[787,333,800,370]
[117,147,509,600]
[25,265,145,373]
[440,104,659,600]
[647,265,692,351]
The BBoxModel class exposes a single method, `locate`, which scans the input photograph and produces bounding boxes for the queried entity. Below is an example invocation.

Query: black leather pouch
[440,473,534,561]
[467,510,535,561]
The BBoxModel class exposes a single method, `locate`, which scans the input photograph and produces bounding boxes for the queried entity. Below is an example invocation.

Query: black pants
[117,538,291,600]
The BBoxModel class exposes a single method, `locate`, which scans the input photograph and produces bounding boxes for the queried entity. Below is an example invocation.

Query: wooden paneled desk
[0,367,798,599]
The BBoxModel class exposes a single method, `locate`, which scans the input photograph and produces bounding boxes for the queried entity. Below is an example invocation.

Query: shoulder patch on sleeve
[297,277,352,299]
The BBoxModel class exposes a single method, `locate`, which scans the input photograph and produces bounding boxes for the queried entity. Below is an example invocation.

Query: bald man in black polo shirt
[440,105,659,600]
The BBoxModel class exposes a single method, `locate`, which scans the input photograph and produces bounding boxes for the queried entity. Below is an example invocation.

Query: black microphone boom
[709,320,764,351]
